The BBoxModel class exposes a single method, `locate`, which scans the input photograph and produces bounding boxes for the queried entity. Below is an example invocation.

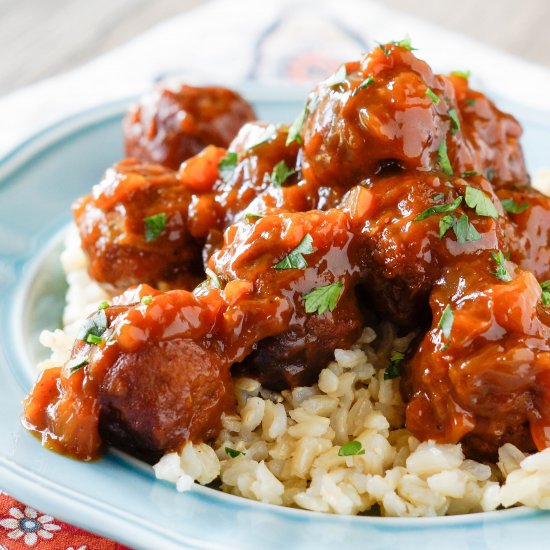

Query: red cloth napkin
[0,493,131,549]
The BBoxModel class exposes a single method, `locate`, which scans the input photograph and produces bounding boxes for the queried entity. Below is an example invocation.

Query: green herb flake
[384,351,405,380]
[144,212,167,242]
[205,267,222,289]
[304,281,344,315]
[325,65,348,89]
[461,170,480,178]
[141,295,153,305]
[448,108,460,135]
[225,447,244,458]
[274,233,314,270]
[218,151,238,182]
[486,169,496,182]
[465,186,499,218]
[66,355,88,376]
[438,304,454,340]
[453,214,481,243]
[425,88,440,104]
[491,250,512,282]
[501,198,530,214]
[86,334,104,345]
[451,70,471,79]
[98,300,110,310]
[270,160,296,187]
[392,36,416,51]
[439,214,455,238]
[465,98,476,106]
[248,124,277,150]
[286,107,307,146]
[353,76,375,96]
[541,281,550,306]
[414,196,462,221]
[78,309,108,343]
[245,213,264,221]
[437,139,453,176]
[338,440,366,457]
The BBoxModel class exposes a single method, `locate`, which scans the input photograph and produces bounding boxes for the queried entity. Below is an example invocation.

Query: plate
[1,87,550,550]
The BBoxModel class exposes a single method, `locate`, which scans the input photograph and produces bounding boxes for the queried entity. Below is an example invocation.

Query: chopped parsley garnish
[248,125,277,150]
[98,300,109,310]
[541,281,550,306]
[439,213,480,243]
[270,160,296,187]
[451,70,471,79]
[491,250,512,282]
[384,351,405,380]
[432,193,445,202]
[448,108,460,135]
[392,36,416,51]
[205,267,221,289]
[414,196,462,221]
[304,281,344,315]
[86,334,104,345]
[245,213,264,221]
[439,215,455,238]
[78,309,108,343]
[141,295,153,305]
[338,440,365,457]
[66,356,88,376]
[437,139,453,176]
[144,213,167,242]
[218,151,238,182]
[438,304,454,340]
[485,169,496,182]
[461,170,480,178]
[286,107,307,146]
[353,76,374,96]
[225,447,244,458]
[501,198,530,214]
[425,88,440,104]
[465,186,499,218]
[325,65,347,89]
[274,233,314,270]
[465,98,476,106]
[454,214,481,243]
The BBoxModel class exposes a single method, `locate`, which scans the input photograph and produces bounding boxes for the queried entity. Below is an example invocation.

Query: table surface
[1,0,549,96]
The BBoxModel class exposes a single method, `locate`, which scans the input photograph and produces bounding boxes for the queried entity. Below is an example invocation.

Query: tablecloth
[3,0,550,547]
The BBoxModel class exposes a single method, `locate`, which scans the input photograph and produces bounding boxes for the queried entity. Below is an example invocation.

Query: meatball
[301,45,461,189]
[99,337,234,462]
[450,72,528,189]
[497,187,550,280]
[235,290,363,390]
[351,172,508,327]
[403,257,550,460]
[74,159,204,293]
[124,84,256,169]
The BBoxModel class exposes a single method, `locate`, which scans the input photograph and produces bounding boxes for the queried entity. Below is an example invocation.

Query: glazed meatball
[99,337,234,462]
[74,159,204,293]
[124,84,256,169]
[450,73,529,189]
[235,291,363,390]
[301,46,460,189]
[351,172,508,328]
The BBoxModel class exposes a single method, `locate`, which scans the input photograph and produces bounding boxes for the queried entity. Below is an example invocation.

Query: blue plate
[1,87,550,550]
